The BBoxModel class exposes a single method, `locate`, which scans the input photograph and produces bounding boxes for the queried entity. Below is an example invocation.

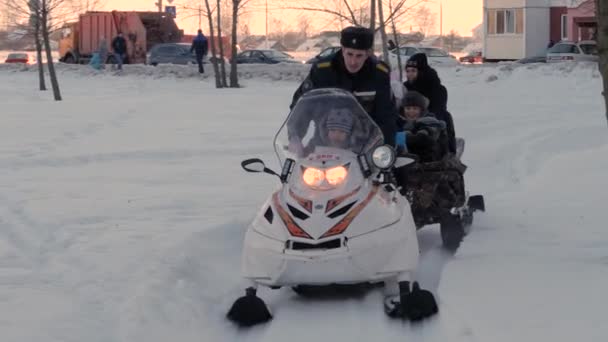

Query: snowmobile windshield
[274,88,384,165]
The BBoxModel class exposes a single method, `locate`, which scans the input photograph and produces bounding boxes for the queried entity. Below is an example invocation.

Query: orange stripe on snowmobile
[325,186,361,213]
[273,192,313,239]
[320,186,379,239]
[289,188,313,213]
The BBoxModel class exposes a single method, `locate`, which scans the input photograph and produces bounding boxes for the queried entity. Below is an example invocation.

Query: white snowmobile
[227,88,438,327]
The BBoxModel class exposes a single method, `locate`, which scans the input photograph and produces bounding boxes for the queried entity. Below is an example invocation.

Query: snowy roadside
[2,58,598,84]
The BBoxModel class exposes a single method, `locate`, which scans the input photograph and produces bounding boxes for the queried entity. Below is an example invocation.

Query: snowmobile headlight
[371,145,395,169]
[325,166,348,186]
[302,167,325,187]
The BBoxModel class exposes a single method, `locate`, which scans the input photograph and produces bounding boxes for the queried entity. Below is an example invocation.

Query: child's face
[403,106,422,120]
[327,129,349,147]
[405,67,418,81]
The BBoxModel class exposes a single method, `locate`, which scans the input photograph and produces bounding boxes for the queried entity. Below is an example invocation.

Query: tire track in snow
[470,115,605,196]
[117,221,480,342]
[0,194,48,267]
[0,147,251,170]
[15,111,134,160]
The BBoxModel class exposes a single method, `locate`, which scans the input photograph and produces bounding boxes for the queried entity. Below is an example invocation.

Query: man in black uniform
[290,26,397,146]
[288,28,438,322]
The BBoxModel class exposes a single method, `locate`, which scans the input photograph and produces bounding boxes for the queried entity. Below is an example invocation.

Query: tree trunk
[229,0,240,88]
[41,0,61,101]
[597,0,608,126]
[389,0,403,82]
[34,16,46,91]
[377,0,389,63]
[217,0,228,87]
[204,0,222,88]
[369,0,376,34]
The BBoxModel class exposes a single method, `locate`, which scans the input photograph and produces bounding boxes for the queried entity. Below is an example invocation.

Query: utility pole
[440,0,443,48]
[198,4,202,29]
[265,0,268,48]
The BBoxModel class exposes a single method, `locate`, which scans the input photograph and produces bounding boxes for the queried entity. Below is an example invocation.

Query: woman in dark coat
[403,53,456,153]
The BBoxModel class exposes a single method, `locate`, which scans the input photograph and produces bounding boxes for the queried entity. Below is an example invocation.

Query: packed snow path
[0,62,606,342]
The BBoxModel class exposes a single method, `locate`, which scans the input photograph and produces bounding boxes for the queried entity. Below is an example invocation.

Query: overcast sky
[102,0,482,36]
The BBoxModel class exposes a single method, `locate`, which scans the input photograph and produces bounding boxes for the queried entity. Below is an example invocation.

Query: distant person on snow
[191,29,209,74]
[111,32,127,70]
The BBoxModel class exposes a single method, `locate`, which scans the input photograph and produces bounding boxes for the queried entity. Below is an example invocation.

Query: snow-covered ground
[0,61,606,342]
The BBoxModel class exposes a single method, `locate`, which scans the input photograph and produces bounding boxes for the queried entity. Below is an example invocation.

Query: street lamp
[440,0,443,46]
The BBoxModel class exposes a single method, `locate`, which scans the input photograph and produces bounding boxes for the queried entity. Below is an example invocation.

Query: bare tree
[357,1,370,27]
[2,1,18,30]
[40,0,61,100]
[414,5,435,37]
[216,0,228,87]
[184,0,249,88]
[388,0,403,81]
[6,0,81,32]
[5,0,67,100]
[278,0,361,26]
[597,0,608,126]
[29,0,46,91]
[377,0,389,62]
[268,18,285,41]
[297,15,312,39]
[238,21,250,37]
[279,0,428,30]
[369,0,376,31]
[66,0,106,15]
[229,0,252,88]
[218,1,232,35]
[1,3,8,29]
[202,0,222,88]
[444,29,459,52]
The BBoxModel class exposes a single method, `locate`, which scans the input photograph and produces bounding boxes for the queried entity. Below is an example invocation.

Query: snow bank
[0,61,312,82]
[0,59,601,85]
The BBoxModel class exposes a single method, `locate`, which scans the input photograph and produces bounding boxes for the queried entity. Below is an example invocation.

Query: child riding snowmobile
[394,92,485,251]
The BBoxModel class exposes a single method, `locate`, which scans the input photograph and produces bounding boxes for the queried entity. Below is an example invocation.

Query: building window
[561,14,568,40]
[487,8,523,35]
[497,10,505,34]
[500,9,516,33]
[487,10,496,34]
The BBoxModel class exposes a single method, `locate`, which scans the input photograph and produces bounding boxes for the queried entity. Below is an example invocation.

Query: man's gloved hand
[288,139,304,157]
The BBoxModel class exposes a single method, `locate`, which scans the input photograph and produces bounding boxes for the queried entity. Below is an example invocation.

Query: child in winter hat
[396,91,447,162]
[400,91,430,122]
[325,108,354,148]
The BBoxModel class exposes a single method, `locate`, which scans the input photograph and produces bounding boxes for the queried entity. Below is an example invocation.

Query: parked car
[459,51,483,64]
[388,46,459,69]
[546,40,598,63]
[233,49,300,64]
[4,52,30,64]
[516,55,547,64]
[146,43,229,66]
[305,46,341,64]
[146,43,196,66]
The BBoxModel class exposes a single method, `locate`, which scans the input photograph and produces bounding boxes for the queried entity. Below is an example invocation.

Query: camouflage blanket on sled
[395,157,467,227]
